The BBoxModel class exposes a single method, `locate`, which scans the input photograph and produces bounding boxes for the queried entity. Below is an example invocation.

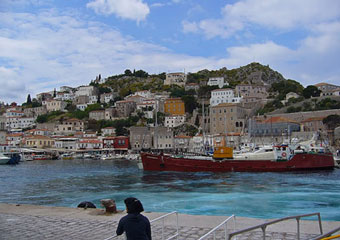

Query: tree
[124,69,133,76]
[36,114,48,123]
[323,114,340,145]
[26,94,32,104]
[303,85,321,99]
[323,114,340,130]
[181,95,198,114]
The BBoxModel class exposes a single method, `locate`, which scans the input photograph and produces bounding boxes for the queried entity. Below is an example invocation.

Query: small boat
[33,154,51,160]
[140,143,335,172]
[100,154,117,160]
[0,153,10,165]
[60,153,74,160]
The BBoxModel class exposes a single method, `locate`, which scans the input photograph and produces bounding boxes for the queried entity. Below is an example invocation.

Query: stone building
[115,100,136,117]
[129,126,153,151]
[164,72,187,87]
[209,103,247,135]
[89,110,105,121]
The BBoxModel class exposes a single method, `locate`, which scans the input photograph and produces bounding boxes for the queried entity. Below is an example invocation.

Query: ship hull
[140,152,335,172]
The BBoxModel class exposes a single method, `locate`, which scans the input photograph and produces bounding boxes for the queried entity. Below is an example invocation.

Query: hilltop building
[164,72,187,87]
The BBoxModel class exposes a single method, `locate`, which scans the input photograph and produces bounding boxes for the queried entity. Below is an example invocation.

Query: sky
[1,0,340,104]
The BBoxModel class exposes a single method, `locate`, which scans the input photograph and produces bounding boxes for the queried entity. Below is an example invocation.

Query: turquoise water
[1,159,339,221]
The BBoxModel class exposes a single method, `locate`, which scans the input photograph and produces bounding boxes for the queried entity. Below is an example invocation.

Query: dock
[1,203,340,239]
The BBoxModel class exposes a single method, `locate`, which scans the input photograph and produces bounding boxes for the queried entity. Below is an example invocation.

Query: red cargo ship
[140,145,335,172]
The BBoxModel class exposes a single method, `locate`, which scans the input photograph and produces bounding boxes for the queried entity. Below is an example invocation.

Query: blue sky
[1,0,340,103]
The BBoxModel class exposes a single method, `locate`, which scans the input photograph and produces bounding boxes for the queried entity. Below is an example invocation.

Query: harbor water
[1,159,339,221]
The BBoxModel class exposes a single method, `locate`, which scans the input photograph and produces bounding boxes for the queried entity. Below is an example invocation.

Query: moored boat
[0,153,10,165]
[140,144,335,172]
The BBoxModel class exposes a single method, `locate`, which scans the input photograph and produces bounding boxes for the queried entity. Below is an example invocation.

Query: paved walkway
[0,203,339,240]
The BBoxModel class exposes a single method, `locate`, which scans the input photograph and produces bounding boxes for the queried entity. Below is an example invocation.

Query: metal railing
[227,212,323,240]
[311,226,340,240]
[198,215,236,240]
[150,211,179,240]
[103,211,179,240]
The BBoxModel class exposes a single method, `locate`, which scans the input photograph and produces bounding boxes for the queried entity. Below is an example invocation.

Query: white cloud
[0,10,215,103]
[86,0,150,23]
[1,5,340,104]
[183,0,340,38]
[182,20,199,33]
[224,41,295,67]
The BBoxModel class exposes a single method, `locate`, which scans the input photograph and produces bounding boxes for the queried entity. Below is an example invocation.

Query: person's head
[124,197,144,214]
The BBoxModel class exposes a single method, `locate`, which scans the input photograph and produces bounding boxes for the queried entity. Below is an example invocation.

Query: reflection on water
[0,159,340,220]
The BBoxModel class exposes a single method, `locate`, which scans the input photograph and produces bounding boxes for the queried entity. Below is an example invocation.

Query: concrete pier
[0,203,339,239]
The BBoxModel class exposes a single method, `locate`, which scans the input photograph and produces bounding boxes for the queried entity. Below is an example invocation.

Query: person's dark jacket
[116,213,152,240]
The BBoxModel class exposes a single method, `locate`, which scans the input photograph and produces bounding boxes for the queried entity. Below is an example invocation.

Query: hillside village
[1,62,340,156]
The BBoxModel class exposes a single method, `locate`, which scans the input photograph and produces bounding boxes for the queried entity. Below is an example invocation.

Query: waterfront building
[102,136,115,149]
[77,139,102,150]
[164,72,187,87]
[174,135,192,152]
[207,77,225,88]
[153,126,174,150]
[113,136,129,153]
[209,103,246,135]
[6,133,23,146]
[301,117,326,132]
[248,116,300,137]
[129,126,152,151]
[164,115,186,128]
[25,135,55,148]
[210,89,243,107]
[164,98,185,115]
[54,137,78,150]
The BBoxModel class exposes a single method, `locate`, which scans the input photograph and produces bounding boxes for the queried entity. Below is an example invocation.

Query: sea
[1,158,339,221]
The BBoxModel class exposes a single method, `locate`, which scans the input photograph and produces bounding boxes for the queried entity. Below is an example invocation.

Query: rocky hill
[224,62,285,85]
[99,62,287,97]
